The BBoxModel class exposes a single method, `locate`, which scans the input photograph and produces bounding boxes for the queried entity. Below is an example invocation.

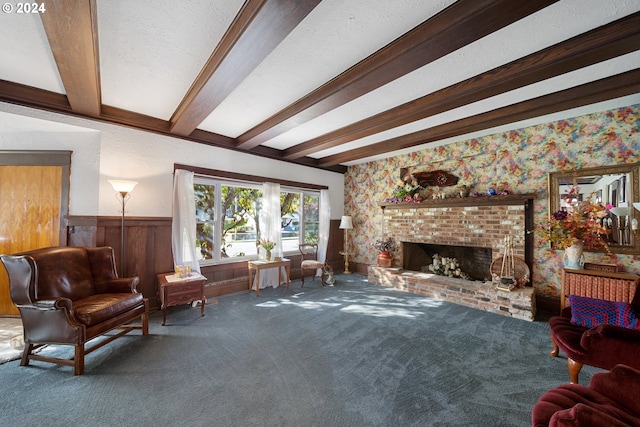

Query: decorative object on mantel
[380,193,536,209]
[470,188,510,197]
[339,216,353,274]
[257,239,276,261]
[531,182,610,266]
[384,181,423,204]
[373,238,395,268]
[410,169,459,187]
[422,254,471,280]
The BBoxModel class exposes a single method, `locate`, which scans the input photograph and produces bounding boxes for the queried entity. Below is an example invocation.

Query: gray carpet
[0,274,600,426]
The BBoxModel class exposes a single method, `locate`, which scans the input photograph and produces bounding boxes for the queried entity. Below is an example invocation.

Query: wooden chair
[299,244,325,287]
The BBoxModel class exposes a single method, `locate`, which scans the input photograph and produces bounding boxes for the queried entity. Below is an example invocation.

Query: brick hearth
[368,266,536,321]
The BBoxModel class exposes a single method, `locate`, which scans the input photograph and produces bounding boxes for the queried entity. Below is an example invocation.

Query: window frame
[193,176,322,266]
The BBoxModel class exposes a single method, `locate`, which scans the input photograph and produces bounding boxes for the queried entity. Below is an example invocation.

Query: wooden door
[0,165,63,315]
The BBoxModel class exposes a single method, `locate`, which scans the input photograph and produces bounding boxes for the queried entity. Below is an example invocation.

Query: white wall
[0,103,345,218]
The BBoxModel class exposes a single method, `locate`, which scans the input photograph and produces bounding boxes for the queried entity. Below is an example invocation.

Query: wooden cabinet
[157,273,206,325]
[561,268,640,309]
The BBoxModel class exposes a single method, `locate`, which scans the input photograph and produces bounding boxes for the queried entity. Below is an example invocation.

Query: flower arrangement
[535,184,610,251]
[257,239,276,251]
[384,182,423,203]
[373,238,395,253]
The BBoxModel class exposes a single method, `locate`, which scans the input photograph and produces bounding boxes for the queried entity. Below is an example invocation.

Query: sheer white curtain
[315,189,330,276]
[253,182,284,290]
[171,169,201,273]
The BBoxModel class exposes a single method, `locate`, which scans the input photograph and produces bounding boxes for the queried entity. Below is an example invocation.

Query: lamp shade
[609,207,630,217]
[339,215,353,229]
[108,180,138,193]
[633,202,640,212]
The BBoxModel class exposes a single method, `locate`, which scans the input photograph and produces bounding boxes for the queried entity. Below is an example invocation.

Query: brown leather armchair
[0,246,149,375]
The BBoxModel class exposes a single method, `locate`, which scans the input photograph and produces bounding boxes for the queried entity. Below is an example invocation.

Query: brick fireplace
[368,195,537,321]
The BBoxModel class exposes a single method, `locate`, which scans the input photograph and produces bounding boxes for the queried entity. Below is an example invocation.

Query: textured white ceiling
[0,0,638,166]
[97,0,246,120]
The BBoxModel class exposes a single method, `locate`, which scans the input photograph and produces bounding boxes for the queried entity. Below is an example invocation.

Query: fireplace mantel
[380,193,536,209]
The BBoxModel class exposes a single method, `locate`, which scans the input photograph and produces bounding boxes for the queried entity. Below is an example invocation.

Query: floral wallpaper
[344,104,640,297]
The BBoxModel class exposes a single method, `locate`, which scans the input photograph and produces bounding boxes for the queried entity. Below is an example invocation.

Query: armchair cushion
[569,295,640,330]
[301,260,324,269]
[74,292,145,326]
[532,365,640,427]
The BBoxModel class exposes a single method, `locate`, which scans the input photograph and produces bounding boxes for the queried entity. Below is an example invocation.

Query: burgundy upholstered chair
[548,275,640,384]
[532,364,640,427]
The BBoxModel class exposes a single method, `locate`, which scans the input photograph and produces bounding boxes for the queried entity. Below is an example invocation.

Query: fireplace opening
[402,242,492,281]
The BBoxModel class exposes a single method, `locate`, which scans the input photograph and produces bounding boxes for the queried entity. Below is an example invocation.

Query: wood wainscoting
[67,216,345,309]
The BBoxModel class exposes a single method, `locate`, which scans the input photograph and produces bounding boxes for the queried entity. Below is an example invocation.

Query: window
[302,194,320,244]
[194,177,320,264]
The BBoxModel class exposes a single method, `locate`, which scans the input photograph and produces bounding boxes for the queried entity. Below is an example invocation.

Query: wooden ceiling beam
[40,0,101,117]
[236,0,559,150]
[316,69,640,167]
[283,13,640,160]
[0,80,346,173]
[0,79,71,112]
[169,0,322,136]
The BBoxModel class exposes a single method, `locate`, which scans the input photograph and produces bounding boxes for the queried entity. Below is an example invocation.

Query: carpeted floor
[0,274,599,426]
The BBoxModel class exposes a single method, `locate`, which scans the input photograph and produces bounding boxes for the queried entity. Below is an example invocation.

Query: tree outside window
[195,179,320,263]
[303,194,319,244]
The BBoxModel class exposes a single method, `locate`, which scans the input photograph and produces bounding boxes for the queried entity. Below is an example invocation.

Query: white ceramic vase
[563,241,585,269]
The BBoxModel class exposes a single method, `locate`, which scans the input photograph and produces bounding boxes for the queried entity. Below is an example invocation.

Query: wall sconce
[339,215,353,274]
[108,179,138,276]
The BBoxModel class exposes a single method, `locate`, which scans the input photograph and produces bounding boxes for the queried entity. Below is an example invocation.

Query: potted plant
[257,239,276,261]
[373,238,396,267]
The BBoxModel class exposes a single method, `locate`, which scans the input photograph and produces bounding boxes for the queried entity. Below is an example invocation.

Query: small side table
[248,259,291,297]
[157,272,207,326]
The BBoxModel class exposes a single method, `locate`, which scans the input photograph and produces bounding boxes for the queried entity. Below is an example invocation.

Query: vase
[377,251,392,268]
[563,241,584,269]
[265,250,272,261]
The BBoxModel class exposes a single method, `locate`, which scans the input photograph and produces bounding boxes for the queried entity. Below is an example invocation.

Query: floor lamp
[339,215,353,274]
[108,180,138,276]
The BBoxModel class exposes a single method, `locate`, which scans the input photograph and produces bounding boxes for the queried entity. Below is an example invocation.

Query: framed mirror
[548,163,640,255]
